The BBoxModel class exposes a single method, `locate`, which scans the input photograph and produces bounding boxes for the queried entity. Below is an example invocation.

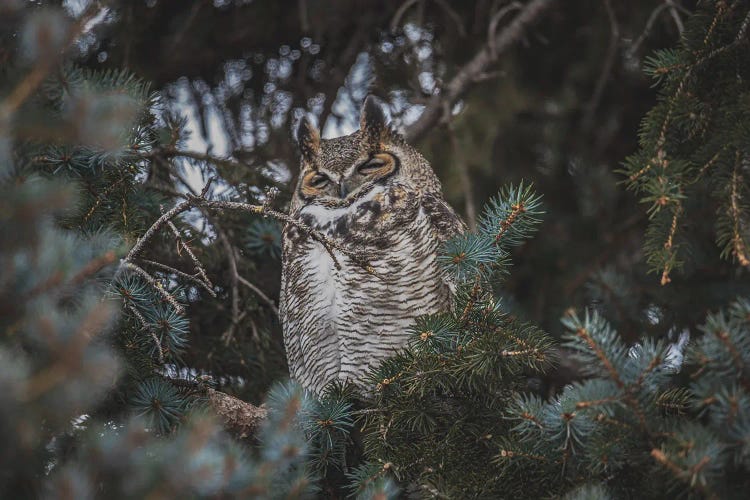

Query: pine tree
[623,0,750,285]
[0,5,319,497]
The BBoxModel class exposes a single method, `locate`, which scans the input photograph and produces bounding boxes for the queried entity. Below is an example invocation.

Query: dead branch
[191,196,381,279]
[448,125,477,230]
[582,0,619,132]
[207,388,268,441]
[139,259,216,297]
[164,213,215,291]
[627,3,670,58]
[238,275,280,317]
[404,0,555,143]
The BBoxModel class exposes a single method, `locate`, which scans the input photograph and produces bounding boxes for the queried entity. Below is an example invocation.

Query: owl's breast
[282,182,452,392]
[291,183,419,251]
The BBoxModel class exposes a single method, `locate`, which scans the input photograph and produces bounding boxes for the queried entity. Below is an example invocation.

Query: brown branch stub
[404,0,555,143]
[728,152,750,266]
[575,326,624,388]
[207,388,268,440]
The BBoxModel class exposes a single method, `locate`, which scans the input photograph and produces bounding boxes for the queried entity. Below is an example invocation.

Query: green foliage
[5,1,750,498]
[349,183,555,497]
[0,5,305,497]
[623,1,750,283]
[503,301,750,498]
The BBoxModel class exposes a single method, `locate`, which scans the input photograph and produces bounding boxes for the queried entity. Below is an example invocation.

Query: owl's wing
[420,192,467,301]
[420,192,467,243]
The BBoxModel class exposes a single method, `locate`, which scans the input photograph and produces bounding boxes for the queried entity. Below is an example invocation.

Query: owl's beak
[339,182,348,198]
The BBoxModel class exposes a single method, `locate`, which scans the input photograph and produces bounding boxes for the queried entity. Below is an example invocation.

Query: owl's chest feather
[289,183,441,304]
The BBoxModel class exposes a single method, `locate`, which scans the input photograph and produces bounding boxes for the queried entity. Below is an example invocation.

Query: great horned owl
[280,97,464,394]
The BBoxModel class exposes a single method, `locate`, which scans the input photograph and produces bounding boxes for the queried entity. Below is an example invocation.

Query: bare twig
[666,0,685,33]
[216,225,241,344]
[139,259,216,297]
[390,0,422,33]
[238,275,280,317]
[627,3,670,58]
[405,0,555,142]
[487,2,523,57]
[124,199,194,263]
[434,0,467,36]
[163,211,214,291]
[582,0,619,132]
[448,125,477,230]
[191,196,381,278]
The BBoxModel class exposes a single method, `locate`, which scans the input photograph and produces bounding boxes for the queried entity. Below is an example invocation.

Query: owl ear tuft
[296,115,320,162]
[360,95,390,142]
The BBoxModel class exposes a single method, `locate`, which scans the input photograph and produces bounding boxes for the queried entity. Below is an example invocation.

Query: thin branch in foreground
[190,196,383,279]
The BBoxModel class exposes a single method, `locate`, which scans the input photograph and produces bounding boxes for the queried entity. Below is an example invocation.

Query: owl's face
[292,97,440,210]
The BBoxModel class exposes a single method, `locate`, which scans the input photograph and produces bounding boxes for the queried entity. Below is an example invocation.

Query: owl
[280,97,464,394]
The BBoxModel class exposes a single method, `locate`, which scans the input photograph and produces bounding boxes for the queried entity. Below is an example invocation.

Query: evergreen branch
[0,2,104,120]
[82,175,130,224]
[22,250,117,300]
[693,147,727,181]
[122,262,185,315]
[660,202,681,286]
[634,352,663,389]
[573,324,624,389]
[574,397,618,410]
[713,327,745,374]
[459,274,483,323]
[654,8,750,153]
[650,449,717,499]
[494,201,526,245]
[127,303,165,364]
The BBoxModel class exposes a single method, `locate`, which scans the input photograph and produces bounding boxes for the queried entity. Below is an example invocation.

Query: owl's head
[292,97,440,209]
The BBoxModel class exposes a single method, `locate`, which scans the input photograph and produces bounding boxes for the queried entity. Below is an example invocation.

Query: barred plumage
[280,97,464,394]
